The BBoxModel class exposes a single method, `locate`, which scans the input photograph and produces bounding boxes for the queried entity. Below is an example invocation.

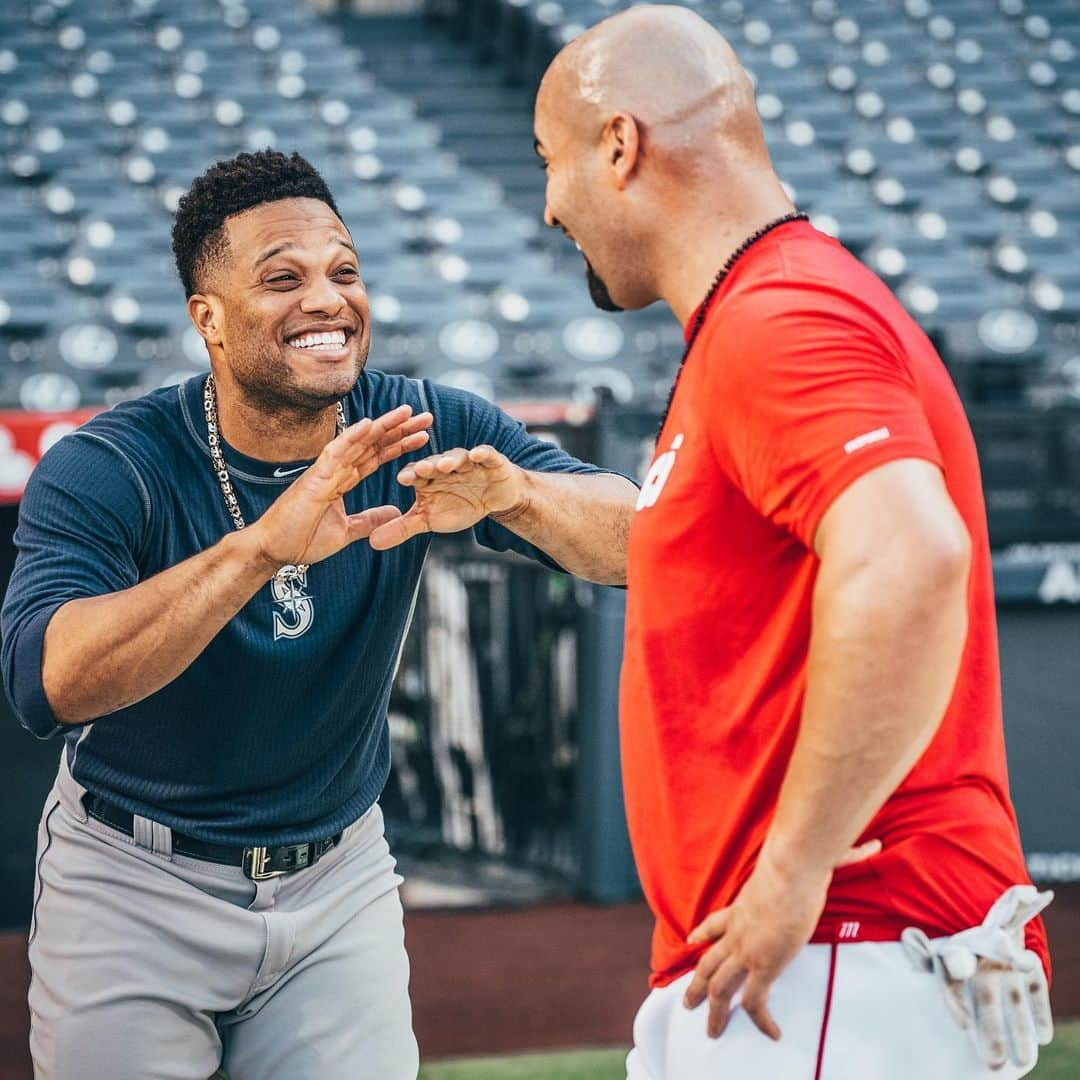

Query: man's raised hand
[367,444,527,551]
[251,404,432,571]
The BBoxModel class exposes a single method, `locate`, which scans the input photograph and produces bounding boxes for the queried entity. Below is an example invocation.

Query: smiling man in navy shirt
[1,150,636,1080]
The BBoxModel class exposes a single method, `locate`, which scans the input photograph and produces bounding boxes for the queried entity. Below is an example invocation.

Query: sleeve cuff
[794,438,946,551]
[10,604,66,739]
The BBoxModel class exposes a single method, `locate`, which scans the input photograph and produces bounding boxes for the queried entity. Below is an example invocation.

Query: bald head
[533,5,792,317]
[537,5,766,164]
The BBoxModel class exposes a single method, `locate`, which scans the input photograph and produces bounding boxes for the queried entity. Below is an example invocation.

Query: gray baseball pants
[27,750,418,1080]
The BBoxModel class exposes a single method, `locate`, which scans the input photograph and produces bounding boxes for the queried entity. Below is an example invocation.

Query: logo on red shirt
[636,434,684,511]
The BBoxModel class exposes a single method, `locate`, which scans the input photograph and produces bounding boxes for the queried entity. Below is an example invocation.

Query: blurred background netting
[0,0,1079,1026]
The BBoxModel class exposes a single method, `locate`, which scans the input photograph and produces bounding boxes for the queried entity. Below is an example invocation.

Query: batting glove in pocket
[901,884,1053,1072]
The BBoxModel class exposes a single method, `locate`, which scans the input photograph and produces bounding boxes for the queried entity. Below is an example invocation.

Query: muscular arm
[761,457,971,877]
[685,457,972,1038]
[34,405,429,726]
[43,530,276,724]
[488,468,636,585]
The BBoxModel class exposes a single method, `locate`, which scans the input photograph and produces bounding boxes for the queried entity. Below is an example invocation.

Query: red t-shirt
[621,220,1049,988]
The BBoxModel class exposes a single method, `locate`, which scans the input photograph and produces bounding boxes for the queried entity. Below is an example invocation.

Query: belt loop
[132,814,173,860]
[151,819,173,860]
[132,814,152,851]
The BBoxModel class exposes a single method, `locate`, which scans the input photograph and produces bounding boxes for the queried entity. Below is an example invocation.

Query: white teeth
[575,242,582,252]
[289,329,347,349]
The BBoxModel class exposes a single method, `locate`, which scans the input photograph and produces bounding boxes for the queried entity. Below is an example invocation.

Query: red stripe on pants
[814,942,839,1080]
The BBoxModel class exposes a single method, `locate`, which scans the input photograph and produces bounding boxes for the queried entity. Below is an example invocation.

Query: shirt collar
[179,373,365,484]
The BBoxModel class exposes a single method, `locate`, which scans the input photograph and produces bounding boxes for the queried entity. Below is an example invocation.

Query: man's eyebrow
[253,238,357,268]
[254,242,294,268]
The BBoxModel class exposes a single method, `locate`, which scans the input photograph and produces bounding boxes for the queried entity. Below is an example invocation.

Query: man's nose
[544,206,557,229]
[299,275,346,314]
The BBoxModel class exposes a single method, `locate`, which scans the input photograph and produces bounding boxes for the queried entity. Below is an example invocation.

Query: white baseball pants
[28,751,417,1080]
[626,938,1039,1079]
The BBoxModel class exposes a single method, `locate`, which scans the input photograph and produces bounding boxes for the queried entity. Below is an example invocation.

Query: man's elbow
[878,516,972,646]
[39,608,95,727]
[918,512,972,615]
[40,666,85,728]
[828,513,972,625]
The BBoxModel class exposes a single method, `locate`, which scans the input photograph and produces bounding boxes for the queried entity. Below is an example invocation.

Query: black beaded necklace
[656,210,809,436]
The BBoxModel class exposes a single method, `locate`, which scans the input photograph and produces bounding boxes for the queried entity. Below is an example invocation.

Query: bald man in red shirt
[534,6,1053,1078]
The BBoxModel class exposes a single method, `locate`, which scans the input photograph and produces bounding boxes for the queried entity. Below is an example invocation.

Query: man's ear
[604,112,641,190]
[188,293,224,348]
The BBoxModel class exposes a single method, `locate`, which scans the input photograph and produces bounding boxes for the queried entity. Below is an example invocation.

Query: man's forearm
[491,470,636,585]
[761,539,970,878]
[43,530,277,724]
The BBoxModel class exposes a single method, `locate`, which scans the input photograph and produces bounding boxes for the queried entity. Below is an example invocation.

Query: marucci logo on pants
[636,434,684,511]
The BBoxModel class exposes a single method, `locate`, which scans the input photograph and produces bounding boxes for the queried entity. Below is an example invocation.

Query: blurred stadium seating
[0,0,1077,533]
[0,0,681,417]
[0,6,1079,1073]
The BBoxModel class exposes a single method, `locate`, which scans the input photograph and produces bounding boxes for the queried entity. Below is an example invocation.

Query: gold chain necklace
[203,372,347,584]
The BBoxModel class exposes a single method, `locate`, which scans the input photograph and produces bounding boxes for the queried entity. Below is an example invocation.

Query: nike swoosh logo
[273,465,309,478]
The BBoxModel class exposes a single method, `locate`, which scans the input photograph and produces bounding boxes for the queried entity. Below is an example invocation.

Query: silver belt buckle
[243,846,288,881]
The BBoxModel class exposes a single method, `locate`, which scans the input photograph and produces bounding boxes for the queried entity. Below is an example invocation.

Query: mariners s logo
[271,569,315,640]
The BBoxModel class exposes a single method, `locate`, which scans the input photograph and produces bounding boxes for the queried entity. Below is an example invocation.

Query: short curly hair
[171,150,341,297]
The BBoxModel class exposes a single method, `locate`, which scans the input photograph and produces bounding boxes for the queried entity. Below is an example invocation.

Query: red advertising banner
[0,401,593,504]
[0,409,103,505]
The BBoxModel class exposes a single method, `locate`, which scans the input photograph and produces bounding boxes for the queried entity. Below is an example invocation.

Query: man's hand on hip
[682,839,881,1040]
[368,444,527,550]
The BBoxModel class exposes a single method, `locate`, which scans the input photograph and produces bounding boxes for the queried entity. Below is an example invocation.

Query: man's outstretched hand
[251,404,433,571]
[368,444,528,550]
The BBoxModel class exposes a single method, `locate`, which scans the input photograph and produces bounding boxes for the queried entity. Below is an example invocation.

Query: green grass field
[419,1020,1080,1079]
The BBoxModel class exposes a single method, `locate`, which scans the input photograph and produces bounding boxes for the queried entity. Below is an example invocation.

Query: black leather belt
[84,793,342,881]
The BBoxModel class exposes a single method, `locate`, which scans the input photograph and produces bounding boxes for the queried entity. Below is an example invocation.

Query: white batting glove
[901,885,1054,1071]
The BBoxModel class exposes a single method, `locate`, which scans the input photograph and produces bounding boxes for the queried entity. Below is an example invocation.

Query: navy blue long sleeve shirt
[1,370,610,845]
